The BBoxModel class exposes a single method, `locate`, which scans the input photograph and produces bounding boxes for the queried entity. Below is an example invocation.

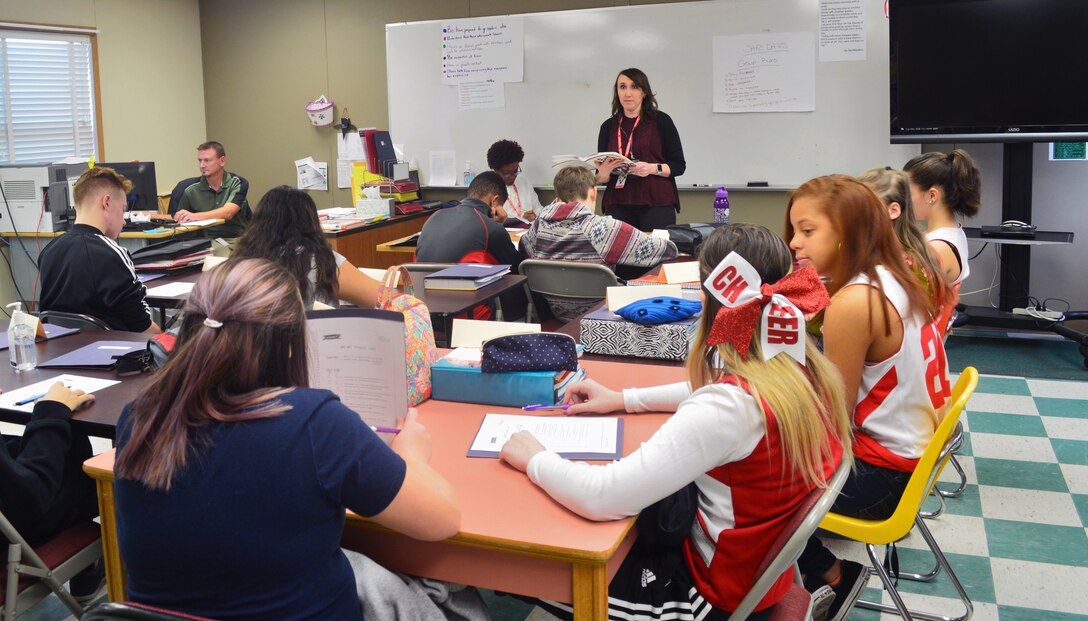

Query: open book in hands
[551,151,636,172]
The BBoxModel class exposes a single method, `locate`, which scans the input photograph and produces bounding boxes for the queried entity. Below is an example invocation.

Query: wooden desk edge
[343,512,636,563]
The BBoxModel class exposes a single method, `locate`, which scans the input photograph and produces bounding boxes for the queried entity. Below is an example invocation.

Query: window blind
[0,30,97,165]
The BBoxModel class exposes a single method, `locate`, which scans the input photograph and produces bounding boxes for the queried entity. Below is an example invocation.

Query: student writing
[501,224,851,620]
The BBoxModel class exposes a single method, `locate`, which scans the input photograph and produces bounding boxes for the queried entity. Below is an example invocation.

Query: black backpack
[666,222,728,255]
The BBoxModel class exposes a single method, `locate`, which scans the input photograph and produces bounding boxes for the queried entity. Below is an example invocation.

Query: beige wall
[196,0,796,231]
[0,0,206,306]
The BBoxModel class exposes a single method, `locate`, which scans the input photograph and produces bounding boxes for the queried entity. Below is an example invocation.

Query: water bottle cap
[716,186,729,198]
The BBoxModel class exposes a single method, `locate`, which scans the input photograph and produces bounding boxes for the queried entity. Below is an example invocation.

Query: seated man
[1,383,103,601]
[172,141,250,242]
[39,167,161,334]
[520,165,678,320]
[416,171,526,320]
[416,171,522,269]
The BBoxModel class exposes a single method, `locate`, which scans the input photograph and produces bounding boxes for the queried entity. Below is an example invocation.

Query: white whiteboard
[386,0,919,189]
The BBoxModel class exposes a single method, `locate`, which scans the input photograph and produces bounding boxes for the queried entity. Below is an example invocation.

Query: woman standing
[595,68,686,232]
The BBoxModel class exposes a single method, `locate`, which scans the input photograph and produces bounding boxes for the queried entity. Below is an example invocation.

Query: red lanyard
[508,183,522,217]
[616,115,641,159]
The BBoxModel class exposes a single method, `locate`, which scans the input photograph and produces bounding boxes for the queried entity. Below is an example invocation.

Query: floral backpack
[377,266,436,406]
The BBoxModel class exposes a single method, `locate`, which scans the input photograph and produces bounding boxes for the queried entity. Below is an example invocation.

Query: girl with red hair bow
[500,223,852,621]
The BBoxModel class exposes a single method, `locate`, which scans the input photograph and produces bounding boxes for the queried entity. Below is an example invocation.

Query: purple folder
[38,340,145,368]
[0,324,79,351]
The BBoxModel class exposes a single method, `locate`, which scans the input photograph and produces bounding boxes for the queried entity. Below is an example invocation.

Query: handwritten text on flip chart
[713,32,815,113]
[440,17,524,85]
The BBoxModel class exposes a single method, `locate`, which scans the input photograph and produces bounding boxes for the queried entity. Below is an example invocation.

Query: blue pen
[15,392,46,406]
[522,404,572,411]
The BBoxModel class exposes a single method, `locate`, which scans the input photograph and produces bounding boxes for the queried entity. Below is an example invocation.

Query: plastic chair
[818,367,979,621]
[727,459,851,621]
[1,509,103,621]
[518,259,620,323]
[84,601,217,620]
[39,311,112,331]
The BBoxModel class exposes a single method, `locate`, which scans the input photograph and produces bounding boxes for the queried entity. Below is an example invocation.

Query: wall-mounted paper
[819,0,866,62]
[713,31,815,113]
[459,80,505,110]
[440,17,524,85]
[296,156,328,191]
[428,150,458,186]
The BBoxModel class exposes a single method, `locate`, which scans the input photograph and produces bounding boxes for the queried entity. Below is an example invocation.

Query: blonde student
[114,259,459,620]
[857,166,950,315]
[787,175,952,621]
[903,149,983,286]
[501,224,851,621]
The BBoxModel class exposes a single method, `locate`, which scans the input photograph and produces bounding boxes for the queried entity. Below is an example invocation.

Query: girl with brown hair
[787,175,952,620]
[904,149,983,286]
[113,258,459,620]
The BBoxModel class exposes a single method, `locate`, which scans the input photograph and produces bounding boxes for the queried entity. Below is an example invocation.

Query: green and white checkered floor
[19,373,1088,621]
[824,373,1088,621]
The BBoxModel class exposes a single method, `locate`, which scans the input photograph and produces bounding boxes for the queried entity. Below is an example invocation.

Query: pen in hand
[15,392,46,406]
[522,404,572,411]
[370,425,401,435]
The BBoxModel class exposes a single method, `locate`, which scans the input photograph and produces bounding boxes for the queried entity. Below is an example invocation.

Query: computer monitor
[98,161,158,211]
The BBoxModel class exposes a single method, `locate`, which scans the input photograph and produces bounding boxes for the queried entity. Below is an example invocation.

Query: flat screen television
[99,161,157,211]
[889,0,1088,143]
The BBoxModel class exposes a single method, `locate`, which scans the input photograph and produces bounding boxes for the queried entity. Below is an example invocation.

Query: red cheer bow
[705,265,830,358]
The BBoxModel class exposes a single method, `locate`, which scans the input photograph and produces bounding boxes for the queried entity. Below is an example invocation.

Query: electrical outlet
[1012,307,1063,320]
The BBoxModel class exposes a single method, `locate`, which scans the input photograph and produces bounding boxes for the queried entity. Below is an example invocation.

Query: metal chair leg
[938,454,968,498]
[856,516,973,621]
[921,488,947,519]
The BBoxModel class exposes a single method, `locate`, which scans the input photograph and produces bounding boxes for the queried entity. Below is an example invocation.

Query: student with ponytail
[904,149,983,286]
[787,175,952,621]
[857,166,950,315]
[500,224,851,620]
[113,259,459,620]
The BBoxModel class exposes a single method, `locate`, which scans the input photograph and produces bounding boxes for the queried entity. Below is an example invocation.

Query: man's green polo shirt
[177,172,249,238]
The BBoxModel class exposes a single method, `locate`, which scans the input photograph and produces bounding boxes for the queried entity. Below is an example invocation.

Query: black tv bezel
[888,0,1088,144]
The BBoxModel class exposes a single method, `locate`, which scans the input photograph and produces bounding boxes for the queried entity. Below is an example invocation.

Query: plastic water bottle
[713,186,730,224]
[463,161,475,186]
[6,302,37,372]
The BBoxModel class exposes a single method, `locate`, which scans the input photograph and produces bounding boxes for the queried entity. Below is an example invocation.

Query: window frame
[0,21,105,164]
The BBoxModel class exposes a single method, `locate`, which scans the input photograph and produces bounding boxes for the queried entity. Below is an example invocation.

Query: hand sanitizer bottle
[463,161,474,186]
[7,302,37,372]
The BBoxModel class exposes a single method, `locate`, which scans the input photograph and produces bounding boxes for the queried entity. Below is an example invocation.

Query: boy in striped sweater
[520,166,677,320]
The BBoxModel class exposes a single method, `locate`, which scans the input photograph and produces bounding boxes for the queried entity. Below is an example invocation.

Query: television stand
[955,144,1088,367]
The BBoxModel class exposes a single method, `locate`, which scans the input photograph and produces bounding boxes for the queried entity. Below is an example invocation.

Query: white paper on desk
[145,282,195,297]
[606,284,683,312]
[468,414,621,459]
[450,318,540,348]
[202,256,227,272]
[458,80,505,110]
[295,157,328,191]
[663,262,701,284]
[0,374,120,413]
[428,150,457,186]
[181,219,218,228]
[358,267,396,286]
[819,0,866,62]
[305,309,407,430]
[337,132,367,161]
